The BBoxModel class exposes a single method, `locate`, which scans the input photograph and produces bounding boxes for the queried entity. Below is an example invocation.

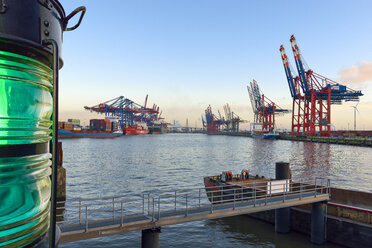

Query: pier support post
[57,142,66,201]
[275,162,291,233]
[141,227,161,248]
[311,202,326,244]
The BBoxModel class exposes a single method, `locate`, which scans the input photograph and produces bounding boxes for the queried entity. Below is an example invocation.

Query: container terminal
[0,1,370,247]
[84,95,168,135]
[202,35,368,146]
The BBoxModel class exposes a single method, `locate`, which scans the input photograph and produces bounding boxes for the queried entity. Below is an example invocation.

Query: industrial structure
[203,105,223,134]
[203,104,243,134]
[247,80,289,132]
[223,103,243,132]
[84,95,162,129]
[280,35,363,137]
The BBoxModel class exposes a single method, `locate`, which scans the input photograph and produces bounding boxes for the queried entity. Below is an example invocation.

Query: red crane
[204,105,223,134]
[247,80,289,132]
[280,35,363,136]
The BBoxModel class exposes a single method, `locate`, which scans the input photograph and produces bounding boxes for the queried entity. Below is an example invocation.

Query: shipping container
[90,119,109,132]
[68,119,80,125]
[64,123,73,131]
[58,122,64,129]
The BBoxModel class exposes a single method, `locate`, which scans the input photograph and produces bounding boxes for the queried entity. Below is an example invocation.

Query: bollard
[141,227,161,248]
[275,161,291,180]
[311,202,326,244]
[275,162,291,233]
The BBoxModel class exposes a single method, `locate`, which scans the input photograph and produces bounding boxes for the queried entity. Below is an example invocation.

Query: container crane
[223,103,243,132]
[84,95,160,129]
[247,80,289,132]
[280,45,309,136]
[247,80,261,123]
[280,35,363,136]
[204,105,223,134]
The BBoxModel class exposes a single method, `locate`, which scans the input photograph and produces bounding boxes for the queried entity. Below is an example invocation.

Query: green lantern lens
[0,50,53,247]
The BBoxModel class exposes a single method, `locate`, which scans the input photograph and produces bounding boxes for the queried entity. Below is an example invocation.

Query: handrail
[57,177,330,231]
[59,177,327,203]
[327,202,372,214]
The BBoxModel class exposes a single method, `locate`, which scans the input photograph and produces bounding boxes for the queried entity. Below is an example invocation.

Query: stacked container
[67,119,80,125]
[90,119,111,132]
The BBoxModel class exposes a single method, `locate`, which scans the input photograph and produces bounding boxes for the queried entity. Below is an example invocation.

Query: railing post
[175,190,177,211]
[300,179,303,200]
[265,185,267,206]
[327,179,330,195]
[142,194,145,214]
[79,200,82,224]
[210,191,214,213]
[283,184,285,203]
[199,188,201,208]
[85,205,88,232]
[148,193,150,215]
[185,194,188,217]
[152,197,155,222]
[112,197,115,221]
[253,183,256,207]
[158,197,160,220]
[269,181,272,198]
[315,178,317,198]
[121,201,124,227]
[233,189,236,210]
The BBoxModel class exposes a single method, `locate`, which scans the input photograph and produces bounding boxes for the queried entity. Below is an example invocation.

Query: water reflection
[206,216,340,248]
[59,134,370,247]
[290,142,331,177]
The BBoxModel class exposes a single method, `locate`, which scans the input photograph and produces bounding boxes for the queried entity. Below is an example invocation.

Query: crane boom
[290,35,310,94]
[280,45,299,98]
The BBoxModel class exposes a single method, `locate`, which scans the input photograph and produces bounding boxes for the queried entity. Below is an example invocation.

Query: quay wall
[207,131,372,147]
[248,187,372,247]
[279,135,372,147]
[248,207,372,248]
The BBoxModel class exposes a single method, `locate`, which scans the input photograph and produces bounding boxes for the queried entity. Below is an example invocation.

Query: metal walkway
[57,177,330,243]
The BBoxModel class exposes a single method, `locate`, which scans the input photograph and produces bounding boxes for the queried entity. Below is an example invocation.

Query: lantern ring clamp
[0,0,7,14]
[63,6,86,31]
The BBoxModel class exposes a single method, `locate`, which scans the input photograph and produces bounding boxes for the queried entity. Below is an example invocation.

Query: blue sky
[59,0,372,129]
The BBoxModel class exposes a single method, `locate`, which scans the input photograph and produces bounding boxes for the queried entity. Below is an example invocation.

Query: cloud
[338,60,372,84]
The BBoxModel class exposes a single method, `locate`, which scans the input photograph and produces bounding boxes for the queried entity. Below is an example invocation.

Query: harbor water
[59,133,371,247]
